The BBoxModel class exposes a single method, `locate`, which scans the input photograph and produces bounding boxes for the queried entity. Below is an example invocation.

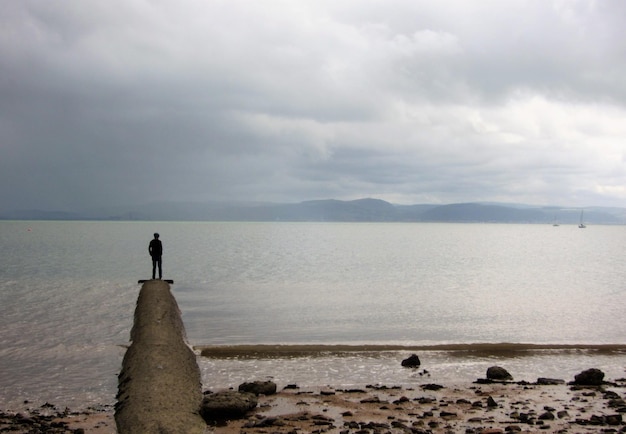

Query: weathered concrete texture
[115,280,206,434]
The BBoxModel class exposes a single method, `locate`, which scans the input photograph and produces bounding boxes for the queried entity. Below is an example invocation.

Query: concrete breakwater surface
[115,280,205,433]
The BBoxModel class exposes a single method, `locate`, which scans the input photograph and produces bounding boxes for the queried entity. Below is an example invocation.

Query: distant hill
[1,199,624,224]
[420,203,548,223]
[0,209,87,220]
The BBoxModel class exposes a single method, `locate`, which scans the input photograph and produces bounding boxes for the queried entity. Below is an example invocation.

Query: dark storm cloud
[1,0,625,212]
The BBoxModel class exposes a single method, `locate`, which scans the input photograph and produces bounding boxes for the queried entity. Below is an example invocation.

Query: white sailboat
[578,210,586,228]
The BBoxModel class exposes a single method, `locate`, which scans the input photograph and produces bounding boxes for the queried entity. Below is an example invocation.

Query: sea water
[0,221,625,410]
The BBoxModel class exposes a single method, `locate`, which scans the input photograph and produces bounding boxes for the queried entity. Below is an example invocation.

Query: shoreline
[2,346,624,432]
[2,351,625,433]
[3,378,624,433]
[196,343,626,359]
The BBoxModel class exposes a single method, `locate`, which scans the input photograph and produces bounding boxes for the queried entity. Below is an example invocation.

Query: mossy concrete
[115,280,206,433]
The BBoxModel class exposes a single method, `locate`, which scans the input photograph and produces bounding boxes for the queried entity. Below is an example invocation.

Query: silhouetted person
[149,233,163,279]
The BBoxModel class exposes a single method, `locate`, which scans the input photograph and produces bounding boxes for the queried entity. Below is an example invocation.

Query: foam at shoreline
[196,343,626,358]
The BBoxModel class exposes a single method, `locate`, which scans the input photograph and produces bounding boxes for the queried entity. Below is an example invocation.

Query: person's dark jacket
[149,239,162,258]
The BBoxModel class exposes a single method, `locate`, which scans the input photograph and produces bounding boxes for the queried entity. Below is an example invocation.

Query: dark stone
[200,390,258,421]
[360,396,382,404]
[417,397,436,404]
[345,421,360,429]
[421,383,444,391]
[486,366,513,381]
[589,414,604,425]
[486,396,498,407]
[608,398,626,409]
[238,380,277,396]
[401,354,421,368]
[392,396,410,404]
[391,420,408,429]
[606,414,622,425]
[538,411,555,420]
[574,368,605,386]
[537,377,564,385]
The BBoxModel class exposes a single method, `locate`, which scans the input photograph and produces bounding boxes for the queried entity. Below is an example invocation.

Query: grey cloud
[1,0,625,212]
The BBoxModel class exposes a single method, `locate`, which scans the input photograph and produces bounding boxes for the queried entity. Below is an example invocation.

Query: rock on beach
[4,365,626,433]
[574,368,605,386]
[200,373,626,434]
[400,354,421,367]
[200,391,258,421]
[486,366,513,381]
[238,380,277,396]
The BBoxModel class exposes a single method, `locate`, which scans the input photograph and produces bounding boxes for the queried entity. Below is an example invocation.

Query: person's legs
[157,257,162,279]
[152,258,157,279]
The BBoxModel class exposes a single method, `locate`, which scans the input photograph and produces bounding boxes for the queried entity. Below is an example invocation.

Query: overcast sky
[1,1,625,212]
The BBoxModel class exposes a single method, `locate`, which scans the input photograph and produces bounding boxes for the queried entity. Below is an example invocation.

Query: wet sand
[208,381,626,433]
[0,404,116,434]
[3,379,624,433]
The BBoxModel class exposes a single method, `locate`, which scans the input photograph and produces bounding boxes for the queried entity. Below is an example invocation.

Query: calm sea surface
[0,221,625,410]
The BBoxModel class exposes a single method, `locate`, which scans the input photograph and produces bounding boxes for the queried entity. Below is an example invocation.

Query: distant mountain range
[2,198,625,224]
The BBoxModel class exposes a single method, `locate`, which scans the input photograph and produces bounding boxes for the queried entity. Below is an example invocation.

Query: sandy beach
[3,377,625,433]
[206,379,626,433]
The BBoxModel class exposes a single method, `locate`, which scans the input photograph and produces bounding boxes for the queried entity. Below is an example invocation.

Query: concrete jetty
[115,280,206,433]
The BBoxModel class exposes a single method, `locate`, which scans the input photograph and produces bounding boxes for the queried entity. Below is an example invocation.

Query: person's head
[154,233,159,239]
